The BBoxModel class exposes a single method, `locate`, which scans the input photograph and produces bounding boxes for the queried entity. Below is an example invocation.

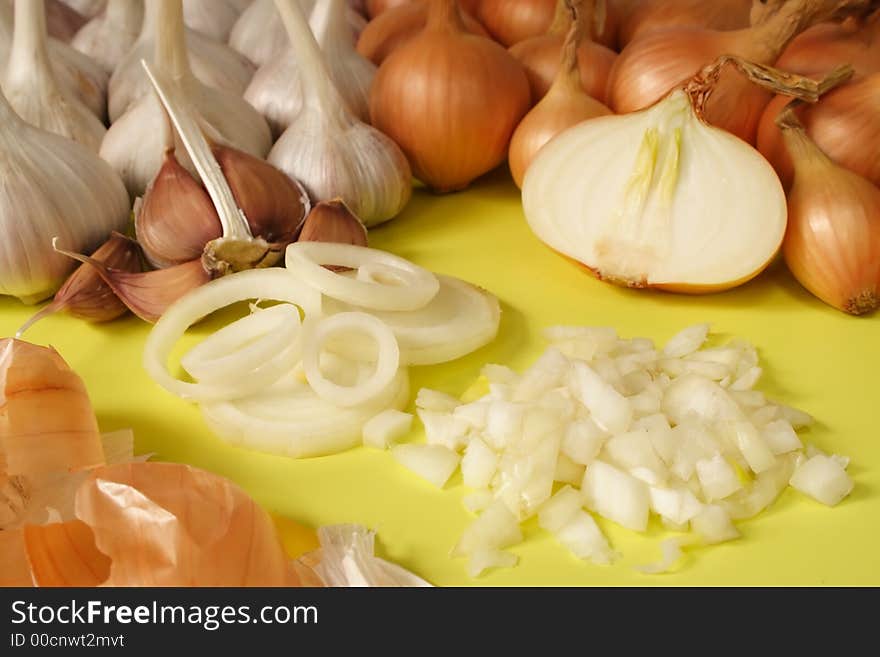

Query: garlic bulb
[0,87,130,303]
[108,0,254,122]
[60,0,107,17]
[246,0,375,135]
[100,0,271,198]
[182,0,247,41]
[0,2,108,118]
[230,0,365,68]
[47,0,89,41]
[71,0,144,74]
[268,0,411,227]
[3,0,106,152]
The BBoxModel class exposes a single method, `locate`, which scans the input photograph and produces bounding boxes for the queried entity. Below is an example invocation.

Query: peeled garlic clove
[107,0,254,122]
[71,0,145,75]
[3,0,107,153]
[135,150,222,269]
[18,233,143,336]
[299,199,369,247]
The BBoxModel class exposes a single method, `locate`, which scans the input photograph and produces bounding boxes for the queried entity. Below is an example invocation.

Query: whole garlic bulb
[3,0,105,152]
[100,0,271,198]
[60,0,107,18]
[108,0,254,122]
[71,0,144,74]
[0,88,130,303]
[245,0,375,135]
[230,0,366,68]
[0,2,108,119]
[182,0,246,41]
[268,0,411,227]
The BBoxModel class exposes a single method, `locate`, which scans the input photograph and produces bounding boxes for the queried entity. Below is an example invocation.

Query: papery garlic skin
[71,0,144,74]
[107,0,254,122]
[522,91,787,292]
[0,96,130,303]
[60,0,107,18]
[182,0,245,41]
[3,0,106,153]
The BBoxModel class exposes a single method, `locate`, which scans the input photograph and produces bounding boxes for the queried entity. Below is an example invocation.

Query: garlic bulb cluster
[3,0,106,152]
[230,0,366,68]
[71,0,144,74]
[0,87,130,303]
[108,0,254,122]
[101,0,271,198]
[0,2,108,119]
[182,0,248,41]
[246,0,375,135]
[268,0,411,227]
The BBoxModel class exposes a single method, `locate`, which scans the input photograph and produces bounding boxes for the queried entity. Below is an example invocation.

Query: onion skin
[757,73,880,190]
[477,0,557,47]
[366,0,479,17]
[617,0,752,48]
[357,0,488,65]
[775,18,880,78]
[780,119,880,315]
[370,0,530,192]
[509,0,617,102]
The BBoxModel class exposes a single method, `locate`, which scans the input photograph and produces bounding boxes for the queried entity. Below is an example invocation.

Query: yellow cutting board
[2,169,878,586]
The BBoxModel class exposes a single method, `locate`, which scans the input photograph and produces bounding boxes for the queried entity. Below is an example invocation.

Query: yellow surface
[2,169,878,586]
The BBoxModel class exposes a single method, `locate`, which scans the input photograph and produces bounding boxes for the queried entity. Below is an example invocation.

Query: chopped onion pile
[390,324,854,577]
[143,243,501,459]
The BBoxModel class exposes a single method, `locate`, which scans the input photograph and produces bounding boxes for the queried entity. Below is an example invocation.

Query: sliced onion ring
[303,312,400,408]
[144,269,322,403]
[285,242,440,311]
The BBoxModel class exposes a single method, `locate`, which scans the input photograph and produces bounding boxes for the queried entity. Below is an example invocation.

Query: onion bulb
[617,0,752,48]
[477,0,557,46]
[777,106,880,316]
[774,15,880,79]
[356,0,487,66]
[522,57,841,293]
[606,0,859,144]
[508,4,611,187]
[757,72,880,190]
[370,0,530,192]
[509,0,617,103]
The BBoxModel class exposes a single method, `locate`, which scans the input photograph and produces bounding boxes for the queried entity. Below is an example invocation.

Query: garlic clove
[182,0,243,42]
[299,198,369,247]
[17,233,143,336]
[71,0,145,75]
[135,150,223,269]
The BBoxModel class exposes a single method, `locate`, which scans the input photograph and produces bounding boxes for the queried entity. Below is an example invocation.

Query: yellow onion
[509,0,617,102]
[477,0,557,46]
[778,107,880,316]
[366,0,479,16]
[356,0,487,65]
[509,3,611,187]
[757,72,880,190]
[617,0,752,48]
[606,0,862,144]
[370,0,530,192]
[774,15,880,78]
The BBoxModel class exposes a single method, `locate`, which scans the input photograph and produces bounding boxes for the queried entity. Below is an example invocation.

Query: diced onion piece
[779,404,814,429]
[467,548,518,577]
[543,326,618,356]
[730,421,776,474]
[691,505,740,544]
[695,455,742,501]
[323,275,501,366]
[462,490,494,513]
[722,454,797,520]
[582,461,649,532]
[602,431,667,486]
[512,348,569,403]
[416,388,461,412]
[554,453,586,487]
[569,361,633,435]
[663,324,710,358]
[453,500,523,558]
[484,401,526,450]
[635,538,684,575]
[789,455,854,507]
[392,444,460,489]
[761,419,803,455]
[144,269,322,403]
[537,485,583,533]
[662,374,742,425]
[554,510,614,565]
[302,313,400,408]
[481,364,518,384]
[461,438,498,489]
[453,400,490,430]
[649,486,703,525]
[362,410,413,450]
[285,242,439,311]
[730,366,763,391]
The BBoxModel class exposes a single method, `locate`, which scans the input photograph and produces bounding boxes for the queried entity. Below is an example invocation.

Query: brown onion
[617,0,752,48]
[365,0,479,17]
[371,0,530,192]
[774,14,880,78]
[509,0,617,102]
[778,107,880,316]
[757,73,880,190]
[606,0,862,144]
[508,3,611,187]
[477,0,557,46]
[357,0,487,65]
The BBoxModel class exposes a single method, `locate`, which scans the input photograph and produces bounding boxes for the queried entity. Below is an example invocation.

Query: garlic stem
[312,0,352,53]
[7,0,54,88]
[154,0,190,80]
[142,60,253,242]
[273,0,347,115]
